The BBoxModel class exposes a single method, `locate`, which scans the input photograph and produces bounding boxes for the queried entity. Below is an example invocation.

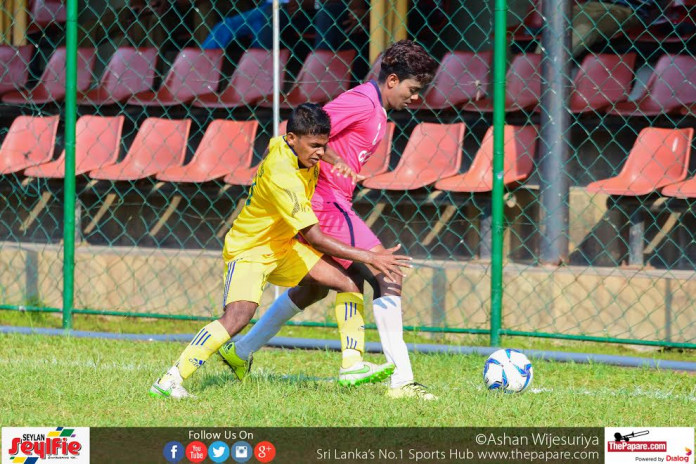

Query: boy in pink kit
[220,40,439,400]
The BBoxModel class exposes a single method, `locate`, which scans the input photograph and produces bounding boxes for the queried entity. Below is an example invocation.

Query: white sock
[372,295,413,388]
[235,290,301,360]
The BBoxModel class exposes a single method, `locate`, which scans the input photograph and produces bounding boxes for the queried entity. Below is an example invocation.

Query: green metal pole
[490,0,508,346]
[62,0,78,330]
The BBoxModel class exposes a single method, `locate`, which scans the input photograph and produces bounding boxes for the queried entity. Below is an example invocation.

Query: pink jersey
[313,81,387,206]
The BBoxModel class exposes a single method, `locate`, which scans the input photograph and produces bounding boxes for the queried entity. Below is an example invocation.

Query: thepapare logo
[2,427,90,464]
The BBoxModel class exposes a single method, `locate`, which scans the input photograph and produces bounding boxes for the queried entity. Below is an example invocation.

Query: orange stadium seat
[157,120,258,183]
[605,54,696,116]
[0,115,59,174]
[362,122,465,190]
[360,122,395,179]
[127,48,223,106]
[435,125,537,192]
[656,130,696,198]
[261,49,356,108]
[77,48,158,105]
[587,127,693,266]
[569,53,636,113]
[587,127,693,195]
[195,49,290,108]
[2,47,96,104]
[88,118,191,181]
[461,54,541,113]
[24,115,124,177]
[422,51,492,110]
[0,45,34,97]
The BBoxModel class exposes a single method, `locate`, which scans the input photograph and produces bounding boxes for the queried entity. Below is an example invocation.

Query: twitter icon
[209,441,230,463]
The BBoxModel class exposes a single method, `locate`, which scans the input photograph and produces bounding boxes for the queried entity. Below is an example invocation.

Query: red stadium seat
[435,125,537,192]
[195,49,290,108]
[88,118,191,181]
[261,50,356,108]
[569,53,636,113]
[362,122,465,190]
[461,54,541,113]
[77,48,158,105]
[24,115,124,177]
[422,51,492,110]
[27,0,66,34]
[2,47,96,104]
[360,122,395,178]
[0,115,59,174]
[127,48,223,106]
[0,45,34,96]
[157,120,258,183]
[587,127,693,195]
[606,54,696,116]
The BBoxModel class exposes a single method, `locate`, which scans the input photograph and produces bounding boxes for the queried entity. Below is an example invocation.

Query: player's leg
[225,204,366,375]
[231,284,330,364]
[297,253,394,386]
[150,260,266,398]
[365,245,436,400]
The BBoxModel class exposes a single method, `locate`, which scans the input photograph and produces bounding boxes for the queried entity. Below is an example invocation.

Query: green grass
[0,331,694,427]
[2,308,696,362]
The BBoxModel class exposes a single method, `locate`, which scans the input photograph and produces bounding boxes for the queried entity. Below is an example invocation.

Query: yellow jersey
[223,135,320,260]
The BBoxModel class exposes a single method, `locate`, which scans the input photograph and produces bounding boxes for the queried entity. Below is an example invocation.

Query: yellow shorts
[222,239,323,306]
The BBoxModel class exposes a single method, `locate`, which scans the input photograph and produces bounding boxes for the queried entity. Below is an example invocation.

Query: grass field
[1,311,694,427]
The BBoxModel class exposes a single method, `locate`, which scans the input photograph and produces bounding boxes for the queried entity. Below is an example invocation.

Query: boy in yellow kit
[150,104,410,398]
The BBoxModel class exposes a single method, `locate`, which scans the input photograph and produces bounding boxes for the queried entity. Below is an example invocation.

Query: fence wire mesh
[0,0,695,348]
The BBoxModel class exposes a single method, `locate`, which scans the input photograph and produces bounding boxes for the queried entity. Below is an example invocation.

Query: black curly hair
[377,40,438,86]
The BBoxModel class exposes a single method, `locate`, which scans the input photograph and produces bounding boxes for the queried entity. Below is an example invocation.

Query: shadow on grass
[198,368,337,392]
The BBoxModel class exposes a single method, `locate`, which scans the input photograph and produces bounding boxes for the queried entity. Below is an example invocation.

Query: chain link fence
[0,0,695,348]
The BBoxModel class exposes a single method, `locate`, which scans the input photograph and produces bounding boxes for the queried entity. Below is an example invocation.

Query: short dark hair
[378,40,438,86]
[287,103,331,137]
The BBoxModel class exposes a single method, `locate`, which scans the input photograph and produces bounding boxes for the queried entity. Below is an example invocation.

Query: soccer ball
[483,348,533,393]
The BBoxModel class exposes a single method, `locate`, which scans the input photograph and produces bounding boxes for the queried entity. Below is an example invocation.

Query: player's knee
[336,275,360,294]
[289,286,329,308]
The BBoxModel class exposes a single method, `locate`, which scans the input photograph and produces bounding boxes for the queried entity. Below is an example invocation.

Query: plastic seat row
[422,51,696,116]
[2,43,696,116]
[0,115,540,194]
[2,114,693,197]
[0,115,258,185]
[0,45,356,108]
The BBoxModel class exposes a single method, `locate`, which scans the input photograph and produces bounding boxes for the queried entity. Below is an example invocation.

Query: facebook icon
[164,441,184,463]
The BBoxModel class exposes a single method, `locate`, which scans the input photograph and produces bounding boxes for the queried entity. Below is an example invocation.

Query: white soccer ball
[483,348,533,393]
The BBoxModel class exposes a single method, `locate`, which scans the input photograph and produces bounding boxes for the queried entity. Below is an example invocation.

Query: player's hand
[330,160,366,185]
[368,244,412,283]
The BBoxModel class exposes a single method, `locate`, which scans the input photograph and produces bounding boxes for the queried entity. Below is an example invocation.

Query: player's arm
[300,223,410,282]
[266,171,410,281]
[322,146,364,184]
